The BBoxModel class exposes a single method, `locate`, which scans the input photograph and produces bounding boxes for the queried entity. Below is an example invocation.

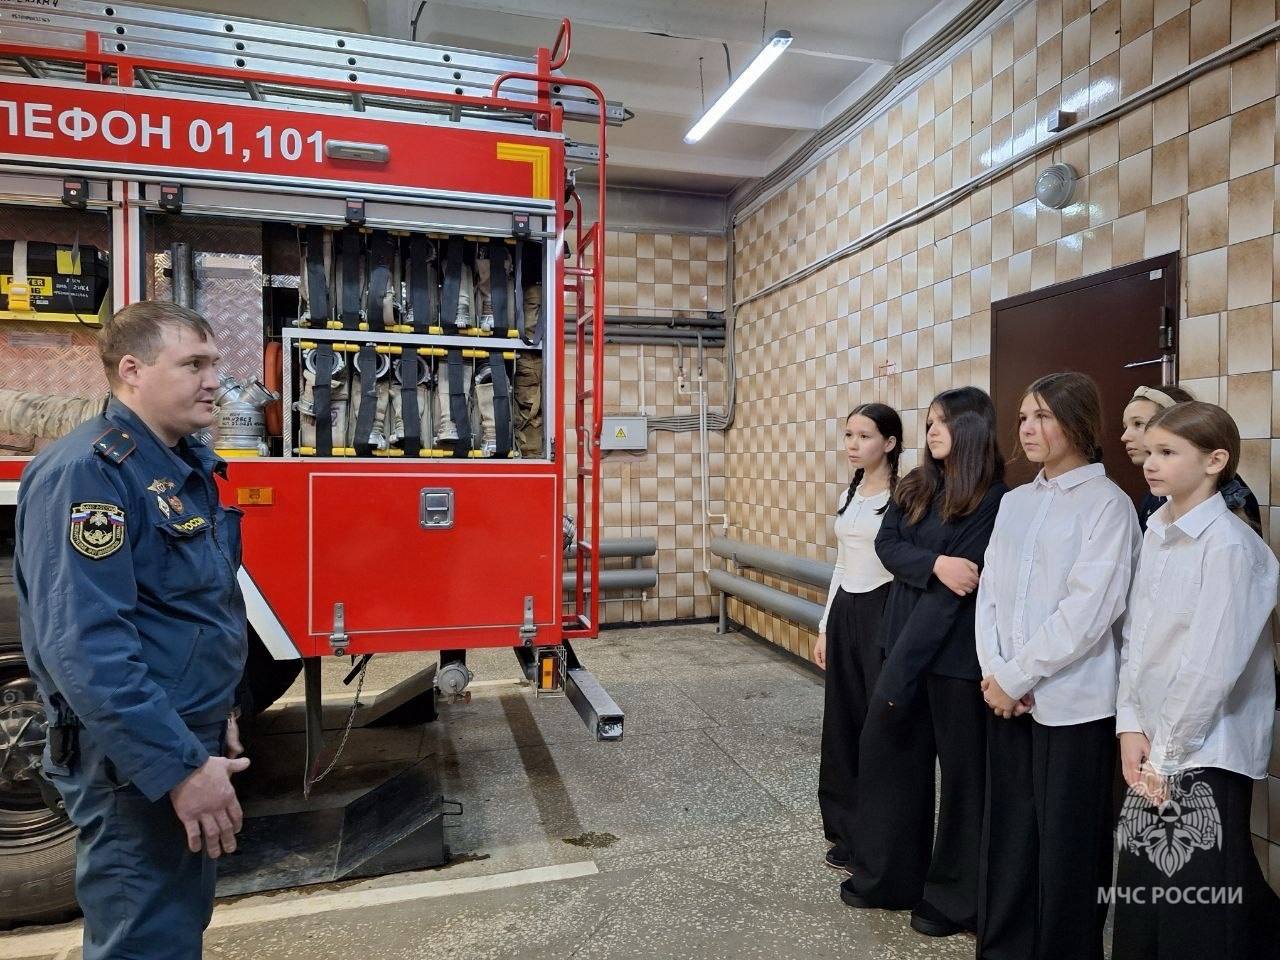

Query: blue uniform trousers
[49,722,224,960]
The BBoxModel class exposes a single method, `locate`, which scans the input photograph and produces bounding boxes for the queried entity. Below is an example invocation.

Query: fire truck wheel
[0,652,80,928]
[241,629,303,718]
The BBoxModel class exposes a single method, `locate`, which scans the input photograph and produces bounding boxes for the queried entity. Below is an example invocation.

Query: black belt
[304,225,330,325]
[313,345,336,456]
[440,237,471,456]
[352,343,379,457]
[407,234,436,334]
[338,226,362,331]
[487,239,512,457]
[365,230,394,333]
[398,354,422,454]
[520,240,544,347]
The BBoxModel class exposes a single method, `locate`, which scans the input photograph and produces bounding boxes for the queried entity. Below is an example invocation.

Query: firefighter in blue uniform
[13,301,250,960]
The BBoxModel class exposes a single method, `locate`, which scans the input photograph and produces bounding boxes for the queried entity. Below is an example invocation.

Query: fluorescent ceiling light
[684,30,793,144]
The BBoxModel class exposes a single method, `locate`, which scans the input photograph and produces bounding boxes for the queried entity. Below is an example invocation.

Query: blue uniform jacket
[13,399,246,801]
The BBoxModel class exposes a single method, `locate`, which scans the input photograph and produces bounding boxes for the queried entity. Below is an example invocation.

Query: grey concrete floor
[0,624,975,960]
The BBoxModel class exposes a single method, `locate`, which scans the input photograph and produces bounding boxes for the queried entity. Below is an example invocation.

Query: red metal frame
[0,18,607,654]
[491,29,608,638]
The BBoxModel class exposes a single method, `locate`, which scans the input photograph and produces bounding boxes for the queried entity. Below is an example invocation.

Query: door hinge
[518,595,537,645]
[329,602,349,656]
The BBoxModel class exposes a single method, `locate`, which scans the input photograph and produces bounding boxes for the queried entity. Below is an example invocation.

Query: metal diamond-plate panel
[0,206,112,453]
[148,220,264,386]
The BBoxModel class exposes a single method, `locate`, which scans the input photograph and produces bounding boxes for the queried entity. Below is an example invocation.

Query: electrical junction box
[601,415,648,451]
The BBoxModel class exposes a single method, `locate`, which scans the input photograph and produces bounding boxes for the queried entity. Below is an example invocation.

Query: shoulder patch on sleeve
[69,501,127,560]
[92,427,137,466]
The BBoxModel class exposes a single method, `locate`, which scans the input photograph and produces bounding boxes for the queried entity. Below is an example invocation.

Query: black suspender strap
[339,226,362,330]
[304,225,329,325]
[441,237,470,456]
[313,345,335,456]
[520,240,545,347]
[365,231,393,333]
[440,236,463,332]
[513,238,526,340]
[352,344,379,457]
[407,234,436,334]
[487,240,512,457]
[445,349,471,457]
[398,355,422,454]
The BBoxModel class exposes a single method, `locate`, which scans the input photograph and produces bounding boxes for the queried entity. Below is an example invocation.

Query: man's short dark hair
[99,301,214,386]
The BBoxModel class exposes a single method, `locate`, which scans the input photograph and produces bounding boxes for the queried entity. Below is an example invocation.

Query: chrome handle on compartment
[420,488,454,529]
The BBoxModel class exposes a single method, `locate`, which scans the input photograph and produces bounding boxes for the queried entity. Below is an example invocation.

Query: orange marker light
[236,487,274,506]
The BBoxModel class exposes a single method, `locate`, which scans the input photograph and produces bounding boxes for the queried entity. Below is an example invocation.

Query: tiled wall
[564,230,728,624]
[725,0,1280,883]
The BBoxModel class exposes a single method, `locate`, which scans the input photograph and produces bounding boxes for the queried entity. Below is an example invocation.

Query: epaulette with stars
[92,427,137,466]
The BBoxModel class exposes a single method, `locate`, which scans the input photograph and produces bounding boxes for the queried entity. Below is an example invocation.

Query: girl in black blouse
[840,386,1007,939]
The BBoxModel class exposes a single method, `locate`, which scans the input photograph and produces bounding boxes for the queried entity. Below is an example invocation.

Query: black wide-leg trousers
[818,583,889,860]
[846,672,988,929]
[1111,766,1280,960]
[978,713,1116,960]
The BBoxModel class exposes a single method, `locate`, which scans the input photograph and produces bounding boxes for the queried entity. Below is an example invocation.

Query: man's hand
[1119,732,1151,789]
[934,555,980,596]
[981,675,1019,718]
[170,756,250,858]
[814,631,827,670]
[225,715,244,759]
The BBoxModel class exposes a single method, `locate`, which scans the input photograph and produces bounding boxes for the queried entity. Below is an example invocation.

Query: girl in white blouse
[975,371,1141,960]
[1112,401,1280,958]
[814,402,901,873]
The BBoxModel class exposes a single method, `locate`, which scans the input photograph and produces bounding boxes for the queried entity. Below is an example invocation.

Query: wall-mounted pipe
[567,537,656,559]
[576,314,726,328]
[580,337,726,350]
[710,536,833,590]
[562,568,658,592]
[573,327,725,341]
[708,568,823,631]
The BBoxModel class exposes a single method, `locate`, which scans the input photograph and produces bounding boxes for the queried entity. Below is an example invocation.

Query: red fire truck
[0,0,621,924]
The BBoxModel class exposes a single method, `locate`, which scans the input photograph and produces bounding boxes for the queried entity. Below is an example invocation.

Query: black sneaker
[824,848,850,872]
[909,901,965,937]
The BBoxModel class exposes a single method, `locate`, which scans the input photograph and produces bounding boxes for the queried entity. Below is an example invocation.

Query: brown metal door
[990,252,1179,502]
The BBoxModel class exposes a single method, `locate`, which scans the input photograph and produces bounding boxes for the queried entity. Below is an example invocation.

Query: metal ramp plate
[215,755,447,897]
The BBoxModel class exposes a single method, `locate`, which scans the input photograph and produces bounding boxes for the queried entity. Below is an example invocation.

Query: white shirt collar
[1032,461,1105,491]
[1147,492,1227,541]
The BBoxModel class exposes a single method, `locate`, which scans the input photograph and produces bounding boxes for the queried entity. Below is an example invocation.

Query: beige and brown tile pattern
[725,0,1280,883]
[565,231,728,625]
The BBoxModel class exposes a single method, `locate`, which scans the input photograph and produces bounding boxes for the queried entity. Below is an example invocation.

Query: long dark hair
[1022,371,1105,463]
[837,402,903,517]
[895,386,1004,525]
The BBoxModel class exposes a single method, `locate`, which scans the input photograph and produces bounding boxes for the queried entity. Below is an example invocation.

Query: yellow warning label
[614,427,627,439]
[1,274,52,295]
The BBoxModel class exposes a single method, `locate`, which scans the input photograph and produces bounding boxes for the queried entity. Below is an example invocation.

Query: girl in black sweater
[840,386,1007,939]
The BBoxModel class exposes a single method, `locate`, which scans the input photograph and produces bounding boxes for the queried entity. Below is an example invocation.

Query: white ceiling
[368,0,953,196]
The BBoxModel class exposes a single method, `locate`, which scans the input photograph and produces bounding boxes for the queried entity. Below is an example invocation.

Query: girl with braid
[814,402,903,873]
